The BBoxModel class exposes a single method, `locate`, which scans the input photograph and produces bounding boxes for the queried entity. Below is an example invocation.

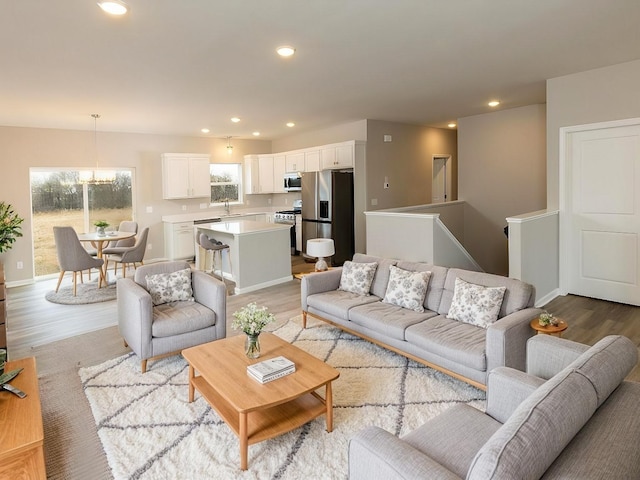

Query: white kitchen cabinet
[304,150,320,172]
[164,221,195,260]
[285,152,305,173]
[245,155,276,194]
[321,142,354,170]
[162,153,211,199]
[273,155,286,193]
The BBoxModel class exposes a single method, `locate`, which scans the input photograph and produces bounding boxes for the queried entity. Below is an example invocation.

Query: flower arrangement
[232,302,275,336]
[94,220,109,228]
[539,311,559,327]
[0,202,24,253]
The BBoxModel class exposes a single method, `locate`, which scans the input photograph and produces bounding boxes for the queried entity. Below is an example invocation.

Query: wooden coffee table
[182,333,340,470]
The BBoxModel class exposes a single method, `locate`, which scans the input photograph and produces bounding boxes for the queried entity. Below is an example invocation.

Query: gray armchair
[117,261,226,372]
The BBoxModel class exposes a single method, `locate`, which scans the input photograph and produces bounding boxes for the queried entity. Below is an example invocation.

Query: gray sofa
[301,253,542,388]
[349,334,640,479]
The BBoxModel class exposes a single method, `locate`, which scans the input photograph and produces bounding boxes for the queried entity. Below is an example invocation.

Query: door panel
[567,124,640,305]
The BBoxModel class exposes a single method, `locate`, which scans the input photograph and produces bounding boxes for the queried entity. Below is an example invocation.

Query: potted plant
[539,311,559,327]
[231,302,276,359]
[94,220,109,236]
[0,202,24,253]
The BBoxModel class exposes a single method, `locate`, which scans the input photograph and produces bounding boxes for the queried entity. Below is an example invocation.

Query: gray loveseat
[349,334,640,479]
[301,253,542,388]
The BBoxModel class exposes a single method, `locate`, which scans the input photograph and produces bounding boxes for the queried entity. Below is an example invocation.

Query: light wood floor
[6,257,640,379]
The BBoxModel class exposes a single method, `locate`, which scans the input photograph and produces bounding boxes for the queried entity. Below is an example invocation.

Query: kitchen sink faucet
[224,199,230,215]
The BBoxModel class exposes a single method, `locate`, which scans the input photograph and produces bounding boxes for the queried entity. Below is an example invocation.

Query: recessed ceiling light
[488,100,500,107]
[277,46,296,57]
[97,0,128,15]
[201,128,210,134]
[447,123,457,128]
[231,117,241,123]
[252,131,261,136]
[286,122,295,128]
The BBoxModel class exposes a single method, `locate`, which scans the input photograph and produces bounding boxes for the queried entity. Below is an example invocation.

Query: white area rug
[46,278,116,305]
[79,317,485,480]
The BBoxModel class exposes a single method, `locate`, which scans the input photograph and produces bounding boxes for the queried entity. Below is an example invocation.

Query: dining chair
[105,227,148,278]
[102,221,138,254]
[53,226,106,296]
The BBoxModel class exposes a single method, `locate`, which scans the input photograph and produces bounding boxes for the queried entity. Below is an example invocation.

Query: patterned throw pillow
[447,277,506,328]
[338,261,378,296]
[145,268,194,306]
[382,265,431,312]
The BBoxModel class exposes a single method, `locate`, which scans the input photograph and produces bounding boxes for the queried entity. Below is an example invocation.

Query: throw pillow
[338,261,378,296]
[447,277,506,328]
[382,265,431,312]
[146,268,194,306]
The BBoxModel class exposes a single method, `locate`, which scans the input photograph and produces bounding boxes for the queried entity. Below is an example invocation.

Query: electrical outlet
[146,206,153,213]
[147,244,152,250]
[200,203,207,209]
[16,261,23,269]
[182,205,187,211]
[371,198,378,206]
[268,198,272,204]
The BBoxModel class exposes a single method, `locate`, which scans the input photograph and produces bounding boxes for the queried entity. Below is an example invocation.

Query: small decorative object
[0,348,24,396]
[94,220,109,236]
[0,202,24,253]
[232,302,276,359]
[539,312,559,327]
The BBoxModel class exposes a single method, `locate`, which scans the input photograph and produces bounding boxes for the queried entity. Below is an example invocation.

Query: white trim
[506,209,559,223]
[558,116,640,297]
[534,288,560,308]
[233,275,293,295]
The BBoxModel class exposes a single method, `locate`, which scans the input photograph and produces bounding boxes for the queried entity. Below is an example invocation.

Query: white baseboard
[233,275,294,295]
[535,288,560,308]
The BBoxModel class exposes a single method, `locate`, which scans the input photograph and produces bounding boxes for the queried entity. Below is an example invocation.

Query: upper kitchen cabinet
[321,142,354,170]
[285,152,305,173]
[273,155,286,193]
[162,153,211,199]
[304,150,320,172]
[245,154,276,194]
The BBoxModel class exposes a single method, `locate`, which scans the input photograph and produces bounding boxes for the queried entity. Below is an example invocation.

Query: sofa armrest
[349,426,463,480]
[485,366,546,423]
[486,307,543,374]
[192,270,227,340]
[117,277,154,358]
[301,267,343,311]
[526,334,589,379]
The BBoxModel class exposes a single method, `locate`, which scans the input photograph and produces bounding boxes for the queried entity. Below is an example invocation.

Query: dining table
[77,230,136,259]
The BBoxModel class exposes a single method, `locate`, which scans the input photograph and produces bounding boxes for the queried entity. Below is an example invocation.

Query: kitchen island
[195,220,292,294]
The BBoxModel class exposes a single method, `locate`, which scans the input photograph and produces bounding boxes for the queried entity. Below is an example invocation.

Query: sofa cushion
[307,290,380,321]
[447,278,506,328]
[438,269,534,318]
[405,315,487,371]
[152,301,216,337]
[352,253,398,298]
[349,301,437,341]
[382,265,431,312]
[145,268,194,306]
[403,404,501,479]
[339,261,378,295]
[467,368,598,480]
[397,262,448,312]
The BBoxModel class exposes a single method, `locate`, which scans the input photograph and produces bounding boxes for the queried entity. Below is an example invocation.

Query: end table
[530,318,568,337]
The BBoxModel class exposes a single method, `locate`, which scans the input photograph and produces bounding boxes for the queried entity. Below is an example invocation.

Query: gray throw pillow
[145,268,194,306]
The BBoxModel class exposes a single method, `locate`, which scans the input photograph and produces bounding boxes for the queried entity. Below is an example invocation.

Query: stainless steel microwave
[284,173,302,192]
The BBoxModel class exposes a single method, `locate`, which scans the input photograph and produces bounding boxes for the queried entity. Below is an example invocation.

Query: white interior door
[432,156,449,203]
[565,123,640,306]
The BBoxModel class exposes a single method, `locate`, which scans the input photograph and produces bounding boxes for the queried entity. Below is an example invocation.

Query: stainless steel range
[275,200,302,254]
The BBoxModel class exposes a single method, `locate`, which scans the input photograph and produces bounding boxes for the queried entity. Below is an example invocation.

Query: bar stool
[198,233,232,289]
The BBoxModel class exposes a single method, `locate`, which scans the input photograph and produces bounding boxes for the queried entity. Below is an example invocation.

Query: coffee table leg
[239,412,248,470]
[326,381,334,432]
[188,365,195,403]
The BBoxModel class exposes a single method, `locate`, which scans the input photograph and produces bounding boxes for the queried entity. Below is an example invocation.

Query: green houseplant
[94,220,109,236]
[0,202,24,253]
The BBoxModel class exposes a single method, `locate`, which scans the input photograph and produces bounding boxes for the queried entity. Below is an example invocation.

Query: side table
[530,318,568,337]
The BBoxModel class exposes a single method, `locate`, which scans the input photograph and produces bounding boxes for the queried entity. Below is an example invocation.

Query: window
[30,169,133,277]
[210,163,242,204]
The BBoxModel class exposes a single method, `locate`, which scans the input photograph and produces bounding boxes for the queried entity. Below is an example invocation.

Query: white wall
[458,104,547,275]
[547,59,640,210]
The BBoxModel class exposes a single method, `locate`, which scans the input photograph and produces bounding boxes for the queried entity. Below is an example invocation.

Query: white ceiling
[2,1,640,139]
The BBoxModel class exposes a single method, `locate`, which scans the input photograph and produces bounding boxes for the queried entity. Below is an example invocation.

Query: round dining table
[77,230,136,259]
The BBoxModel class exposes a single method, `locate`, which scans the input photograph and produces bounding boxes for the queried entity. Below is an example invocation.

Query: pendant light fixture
[79,114,116,185]
[226,136,233,155]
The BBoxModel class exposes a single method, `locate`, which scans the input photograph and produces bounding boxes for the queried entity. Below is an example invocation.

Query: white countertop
[196,220,291,236]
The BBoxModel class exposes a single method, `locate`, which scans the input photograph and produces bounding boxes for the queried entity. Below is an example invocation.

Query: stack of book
[247,356,295,384]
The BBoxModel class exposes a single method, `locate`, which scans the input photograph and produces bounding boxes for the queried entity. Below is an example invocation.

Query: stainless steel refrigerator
[301,170,354,266]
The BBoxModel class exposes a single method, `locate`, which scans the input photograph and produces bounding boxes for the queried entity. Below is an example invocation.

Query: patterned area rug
[45,279,116,305]
[79,316,485,480]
